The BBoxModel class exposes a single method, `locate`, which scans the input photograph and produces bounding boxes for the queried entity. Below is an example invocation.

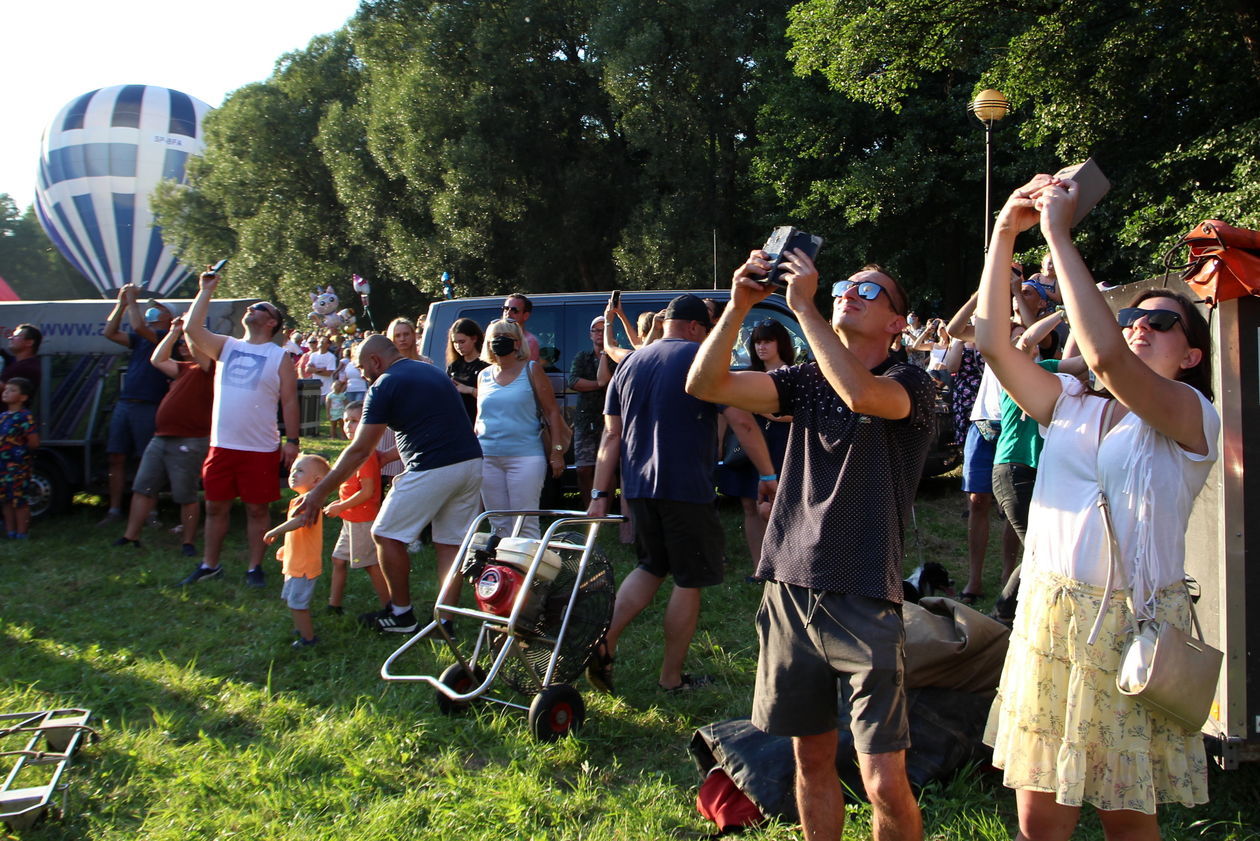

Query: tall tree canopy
[786,0,1260,296]
[153,0,1260,321]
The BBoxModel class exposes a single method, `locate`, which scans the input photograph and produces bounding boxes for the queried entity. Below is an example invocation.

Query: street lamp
[967,89,1012,253]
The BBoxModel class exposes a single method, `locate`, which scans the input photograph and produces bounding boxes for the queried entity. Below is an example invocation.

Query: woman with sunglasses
[975,174,1217,840]
[715,319,794,570]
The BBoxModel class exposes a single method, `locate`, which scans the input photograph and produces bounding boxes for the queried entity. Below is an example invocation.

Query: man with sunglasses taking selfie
[687,252,934,841]
[180,269,300,588]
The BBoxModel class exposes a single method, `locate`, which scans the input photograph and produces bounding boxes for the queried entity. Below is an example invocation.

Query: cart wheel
[528,684,585,741]
[436,663,486,716]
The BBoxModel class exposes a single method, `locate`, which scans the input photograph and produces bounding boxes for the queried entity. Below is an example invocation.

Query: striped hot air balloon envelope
[34,84,213,298]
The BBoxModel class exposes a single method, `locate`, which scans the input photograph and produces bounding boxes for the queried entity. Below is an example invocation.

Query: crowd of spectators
[3,169,1220,838]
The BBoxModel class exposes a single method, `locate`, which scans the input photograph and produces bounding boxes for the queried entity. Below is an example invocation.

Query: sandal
[660,673,713,694]
[586,639,615,694]
[958,592,983,606]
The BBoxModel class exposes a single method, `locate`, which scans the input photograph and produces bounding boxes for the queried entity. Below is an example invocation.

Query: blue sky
[1,0,364,209]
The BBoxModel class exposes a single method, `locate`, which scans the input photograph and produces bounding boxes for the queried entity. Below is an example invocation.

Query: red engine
[474,564,525,617]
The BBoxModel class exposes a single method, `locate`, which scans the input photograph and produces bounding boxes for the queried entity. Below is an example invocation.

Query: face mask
[490,335,516,357]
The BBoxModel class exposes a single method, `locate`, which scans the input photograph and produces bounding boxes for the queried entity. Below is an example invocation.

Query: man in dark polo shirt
[293,335,483,633]
[688,253,933,841]
[101,284,172,524]
[586,294,774,694]
[112,316,214,556]
[1,324,42,391]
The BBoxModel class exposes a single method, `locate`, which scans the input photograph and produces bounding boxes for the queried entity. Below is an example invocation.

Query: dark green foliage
[0,195,97,299]
[152,0,1260,323]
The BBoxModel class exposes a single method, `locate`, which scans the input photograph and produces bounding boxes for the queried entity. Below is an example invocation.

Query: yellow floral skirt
[984,568,1209,813]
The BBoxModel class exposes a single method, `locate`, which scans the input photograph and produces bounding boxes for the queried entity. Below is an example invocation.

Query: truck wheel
[28,456,71,519]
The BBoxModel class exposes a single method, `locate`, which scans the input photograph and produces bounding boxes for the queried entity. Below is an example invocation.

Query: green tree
[0,195,96,299]
[783,0,1260,296]
[153,32,419,327]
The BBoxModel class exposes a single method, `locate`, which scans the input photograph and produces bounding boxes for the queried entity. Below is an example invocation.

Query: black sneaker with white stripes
[180,564,223,585]
[359,604,417,633]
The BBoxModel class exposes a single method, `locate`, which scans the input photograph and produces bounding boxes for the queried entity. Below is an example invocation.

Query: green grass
[1,437,1257,839]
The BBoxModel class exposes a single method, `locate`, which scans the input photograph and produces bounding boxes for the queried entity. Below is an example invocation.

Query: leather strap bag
[1087,401,1223,732]
[1163,219,1260,307]
[528,361,572,478]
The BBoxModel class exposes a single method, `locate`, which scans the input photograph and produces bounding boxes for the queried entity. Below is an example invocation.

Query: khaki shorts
[333,519,378,569]
[371,458,482,546]
[752,581,909,754]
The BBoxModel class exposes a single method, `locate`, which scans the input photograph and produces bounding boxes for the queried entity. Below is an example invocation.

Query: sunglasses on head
[831,279,904,314]
[1117,307,1183,333]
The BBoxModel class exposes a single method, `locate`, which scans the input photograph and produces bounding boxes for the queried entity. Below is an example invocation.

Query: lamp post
[967,89,1012,253]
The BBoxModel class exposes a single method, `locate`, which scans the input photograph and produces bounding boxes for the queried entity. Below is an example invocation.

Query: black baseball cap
[663,294,713,329]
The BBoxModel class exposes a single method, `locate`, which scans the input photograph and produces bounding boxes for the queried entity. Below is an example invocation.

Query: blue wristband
[759,474,777,482]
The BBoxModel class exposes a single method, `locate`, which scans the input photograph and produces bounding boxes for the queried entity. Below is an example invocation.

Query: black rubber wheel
[435,662,485,716]
[28,454,71,519]
[527,684,585,741]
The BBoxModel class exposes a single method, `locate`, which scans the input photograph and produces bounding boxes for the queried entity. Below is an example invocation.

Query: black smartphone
[761,226,824,288]
[208,258,229,275]
[609,289,621,309]
[1053,158,1110,227]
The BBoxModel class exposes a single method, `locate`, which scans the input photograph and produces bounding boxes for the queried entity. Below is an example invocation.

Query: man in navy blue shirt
[101,284,172,524]
[586,294,774,694]
[294,334,483,633]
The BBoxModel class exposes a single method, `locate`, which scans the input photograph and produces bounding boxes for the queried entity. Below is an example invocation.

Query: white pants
[480,454,547,538]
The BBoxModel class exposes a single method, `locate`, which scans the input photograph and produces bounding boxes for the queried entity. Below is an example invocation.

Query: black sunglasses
[1117,307,1183,333]
[831,279,904,314]
[249,303,279,319]
[502,305,522,314]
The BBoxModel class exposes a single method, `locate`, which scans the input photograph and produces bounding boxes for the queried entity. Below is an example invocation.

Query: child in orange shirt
[324,402,390,613]
[264,453,331,648]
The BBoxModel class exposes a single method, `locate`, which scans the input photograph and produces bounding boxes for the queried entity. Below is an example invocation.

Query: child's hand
[323,502,342,517]
[263,532,278,546]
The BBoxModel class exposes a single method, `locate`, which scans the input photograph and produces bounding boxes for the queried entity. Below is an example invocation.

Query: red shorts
[202,446,281,504]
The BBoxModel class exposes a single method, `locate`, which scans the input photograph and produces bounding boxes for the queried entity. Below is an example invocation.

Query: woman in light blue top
[475,319,566,537]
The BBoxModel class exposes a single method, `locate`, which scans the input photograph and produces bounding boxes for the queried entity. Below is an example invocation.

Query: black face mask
[490,335,516,357]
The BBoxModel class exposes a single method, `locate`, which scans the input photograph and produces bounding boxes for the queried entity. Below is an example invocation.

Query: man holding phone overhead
[687,246,933,841]
[179,264,300,589]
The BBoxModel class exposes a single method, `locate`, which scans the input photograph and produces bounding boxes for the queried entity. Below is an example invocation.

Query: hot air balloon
[33,84,213,298]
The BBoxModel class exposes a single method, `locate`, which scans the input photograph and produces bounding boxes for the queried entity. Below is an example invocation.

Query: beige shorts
[332,519,378,569]
[371,457,482,546]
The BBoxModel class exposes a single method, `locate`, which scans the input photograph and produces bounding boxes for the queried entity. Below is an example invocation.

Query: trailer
[0,298,255,517]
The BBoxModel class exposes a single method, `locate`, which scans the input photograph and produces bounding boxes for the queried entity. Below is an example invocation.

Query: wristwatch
[552,443,564,452]
[590,489,610,500]
[286,437,300,446]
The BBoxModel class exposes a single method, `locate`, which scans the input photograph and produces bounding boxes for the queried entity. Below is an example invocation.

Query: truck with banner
[0,298,256,518]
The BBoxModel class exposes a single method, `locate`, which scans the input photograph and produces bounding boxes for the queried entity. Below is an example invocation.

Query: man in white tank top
[180,268,300,588]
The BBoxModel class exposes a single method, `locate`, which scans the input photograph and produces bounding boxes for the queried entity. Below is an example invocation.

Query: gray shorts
[281,575,317,610]
[752,582,909,754]
[332,519,378,568]
[132,436,210,504]
[572,421,600,468]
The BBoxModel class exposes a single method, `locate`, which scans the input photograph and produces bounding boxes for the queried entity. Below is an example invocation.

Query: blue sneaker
[180,565,223,585]
[245,567,266,588]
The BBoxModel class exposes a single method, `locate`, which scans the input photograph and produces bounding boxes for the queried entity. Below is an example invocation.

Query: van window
[725,304,811,369]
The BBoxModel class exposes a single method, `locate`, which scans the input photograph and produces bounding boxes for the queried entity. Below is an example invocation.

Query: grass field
[1,435,1257,840]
